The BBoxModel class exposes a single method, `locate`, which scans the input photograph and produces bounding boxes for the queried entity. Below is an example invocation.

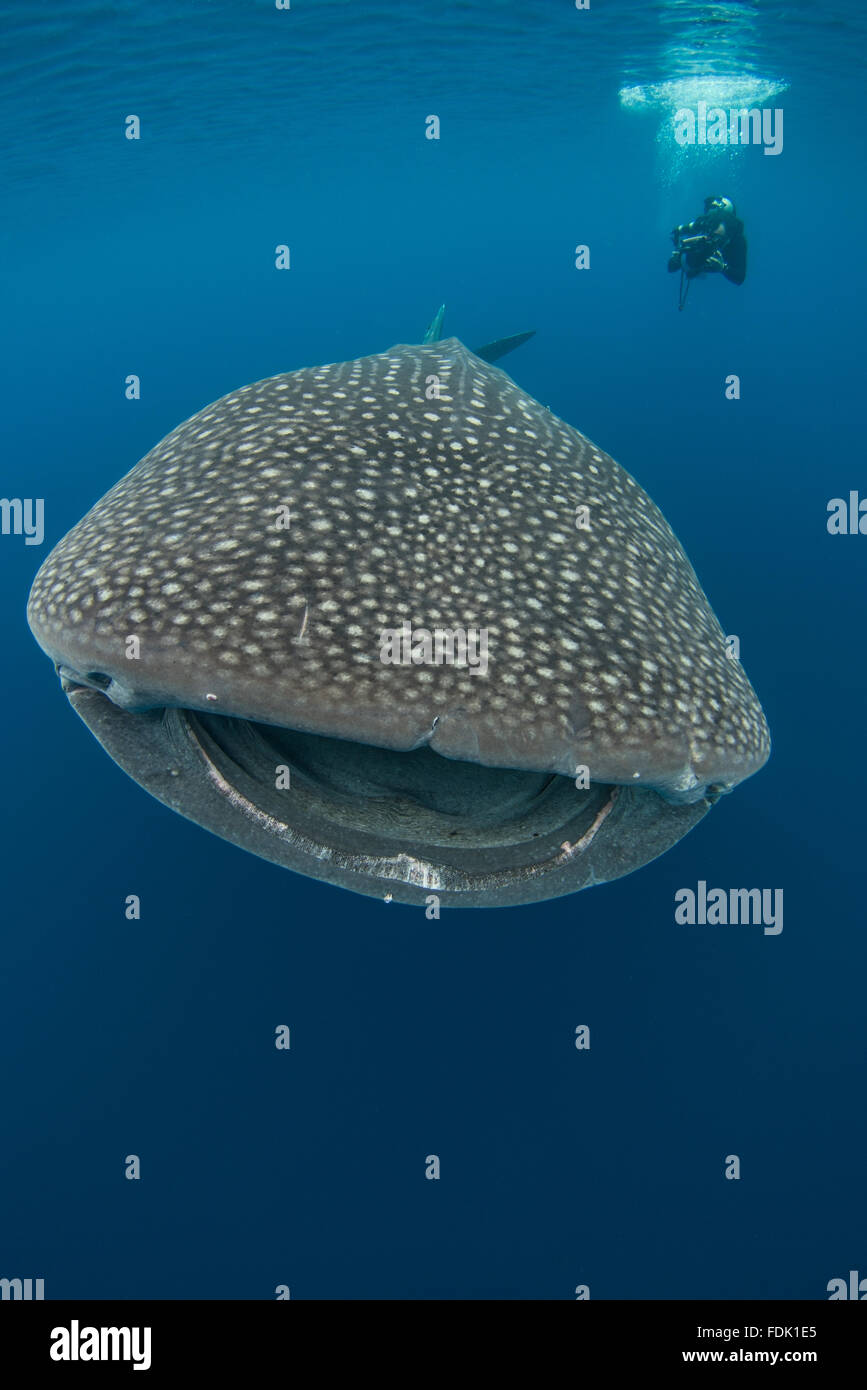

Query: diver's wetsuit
[670,209,747,284]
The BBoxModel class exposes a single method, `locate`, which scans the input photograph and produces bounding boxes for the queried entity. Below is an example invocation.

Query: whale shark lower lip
[27,339,769,906]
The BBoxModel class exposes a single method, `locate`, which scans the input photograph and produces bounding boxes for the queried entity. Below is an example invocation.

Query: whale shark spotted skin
[27,340,769,906]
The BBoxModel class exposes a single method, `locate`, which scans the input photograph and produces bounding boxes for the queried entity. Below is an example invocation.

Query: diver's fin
[473,329,536,363]
[423,304,446,343]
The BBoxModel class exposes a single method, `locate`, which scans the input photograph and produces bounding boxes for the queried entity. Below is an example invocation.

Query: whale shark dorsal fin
[423,304,446,343]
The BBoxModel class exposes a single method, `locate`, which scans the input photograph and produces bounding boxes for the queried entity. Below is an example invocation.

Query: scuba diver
[668,196,747,310]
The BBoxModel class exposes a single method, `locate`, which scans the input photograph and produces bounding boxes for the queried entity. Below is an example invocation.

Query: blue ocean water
[1,0,865,1300]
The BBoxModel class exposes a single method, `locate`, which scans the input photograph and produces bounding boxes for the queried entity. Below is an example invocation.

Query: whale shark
[27,338,769,906]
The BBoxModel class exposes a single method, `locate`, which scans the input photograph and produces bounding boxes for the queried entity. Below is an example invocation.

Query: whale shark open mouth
[58,678,709,906]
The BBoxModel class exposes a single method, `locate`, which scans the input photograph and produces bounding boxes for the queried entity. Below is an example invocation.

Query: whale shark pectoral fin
[423,304,446,343]
[473,329,536,363]
[422,311,535,361]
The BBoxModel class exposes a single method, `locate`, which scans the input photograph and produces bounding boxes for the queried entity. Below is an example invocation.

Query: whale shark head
[27,340,770,906]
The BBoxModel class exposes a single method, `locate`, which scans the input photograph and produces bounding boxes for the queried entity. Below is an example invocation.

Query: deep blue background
[1,1,865,1299]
